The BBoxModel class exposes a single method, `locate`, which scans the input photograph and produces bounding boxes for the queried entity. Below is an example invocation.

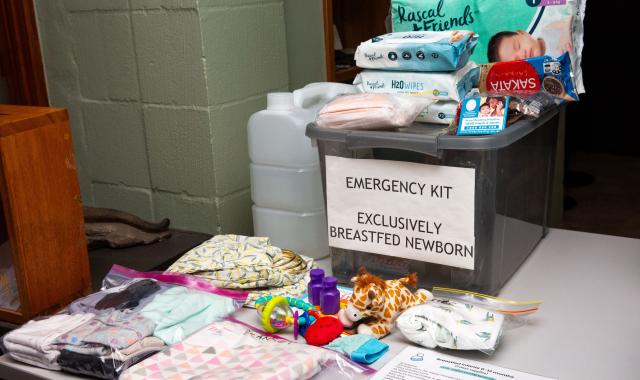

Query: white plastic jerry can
[247,83,357,259]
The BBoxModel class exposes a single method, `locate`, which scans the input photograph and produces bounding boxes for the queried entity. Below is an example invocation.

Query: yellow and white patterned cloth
[167,235,313,305]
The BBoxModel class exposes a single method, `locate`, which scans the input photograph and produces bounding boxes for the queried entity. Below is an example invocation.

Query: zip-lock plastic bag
[2,265,247,379]
[396,287,541,355]
[120,317,375,380]
[316,93,432,130]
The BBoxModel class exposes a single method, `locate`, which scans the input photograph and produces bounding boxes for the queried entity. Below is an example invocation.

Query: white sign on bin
[326,156,476,270]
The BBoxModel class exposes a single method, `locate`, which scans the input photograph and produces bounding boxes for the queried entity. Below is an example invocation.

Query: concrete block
[284,0,326,89]
[153,192,218,234]
[132,10,208,106]
[131,0,197,10]
[83,101,151,187]
[92,183,153,221]
[216,189,253,235]
[210,95,265,196]
[198,0,281,8]
[201,3,288,104]
[62,0,128,12]
[143,106,215,196]
[70,13,139,101]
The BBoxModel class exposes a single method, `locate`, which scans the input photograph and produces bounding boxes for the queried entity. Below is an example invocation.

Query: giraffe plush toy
[338,267,433,339]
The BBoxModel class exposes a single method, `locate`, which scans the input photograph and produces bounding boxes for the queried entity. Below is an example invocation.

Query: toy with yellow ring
[255,295,318,338]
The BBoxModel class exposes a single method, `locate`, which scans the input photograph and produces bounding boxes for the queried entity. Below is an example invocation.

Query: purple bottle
[307,268,325,306]
[320,276,340,315]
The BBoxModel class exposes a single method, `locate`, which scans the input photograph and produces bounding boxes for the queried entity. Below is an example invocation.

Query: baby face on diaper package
[355,30,478,72]
[391,0,586,93]
[353,61,479,102]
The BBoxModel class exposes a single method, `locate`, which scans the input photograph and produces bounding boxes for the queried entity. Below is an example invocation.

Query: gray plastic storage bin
[306,108,560,295]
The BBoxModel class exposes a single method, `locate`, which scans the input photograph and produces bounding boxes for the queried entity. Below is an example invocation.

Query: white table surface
[1,228,639,380]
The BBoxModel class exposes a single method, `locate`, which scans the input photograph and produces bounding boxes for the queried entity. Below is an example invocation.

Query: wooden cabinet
[0,105,90,324]
[323,0,390,83]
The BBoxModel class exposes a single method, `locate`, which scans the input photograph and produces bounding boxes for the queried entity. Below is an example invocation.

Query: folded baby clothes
[57,348,158,380]
[396,299,505,353]
[103,337,165,362]
[3,313,95,370]
[120,320,332,380]
[95,280,161,310]
[140,286,238,345]
[54,309,156,354]
[68,279,161,314]
[325,334,389,364]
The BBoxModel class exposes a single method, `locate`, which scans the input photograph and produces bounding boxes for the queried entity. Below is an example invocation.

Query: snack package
[353,61,479,102]
[416,100,458,124]
[391,0,586,93]
[479,53,578,101]
[316,93,432,130]
[508,91,560,118]
[355,30,478,72]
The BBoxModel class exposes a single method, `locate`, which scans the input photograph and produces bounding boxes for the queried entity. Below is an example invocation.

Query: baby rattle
[254,295,318,338]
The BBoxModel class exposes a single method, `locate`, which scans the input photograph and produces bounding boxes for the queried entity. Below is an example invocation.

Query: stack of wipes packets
[353,30,480,125]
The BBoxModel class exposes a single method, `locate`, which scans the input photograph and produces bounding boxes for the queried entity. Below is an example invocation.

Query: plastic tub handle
[345,130,441,157]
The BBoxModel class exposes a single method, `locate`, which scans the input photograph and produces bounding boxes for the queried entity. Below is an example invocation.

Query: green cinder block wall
[34,0,309,234]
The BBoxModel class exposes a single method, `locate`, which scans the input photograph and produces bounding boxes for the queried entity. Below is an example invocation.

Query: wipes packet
[416,100,458,124]
[355,30,478,72]
[391,0,586,93]
[353,61,479,102]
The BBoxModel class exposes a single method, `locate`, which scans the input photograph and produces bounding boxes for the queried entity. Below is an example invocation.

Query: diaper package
[355,30,478,72]
[353,61,479,102]
[416,100,458,124]
[391,0,586,93]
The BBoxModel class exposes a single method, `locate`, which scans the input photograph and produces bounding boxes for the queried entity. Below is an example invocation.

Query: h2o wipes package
[391,0,586,93]
[353,61,479,102]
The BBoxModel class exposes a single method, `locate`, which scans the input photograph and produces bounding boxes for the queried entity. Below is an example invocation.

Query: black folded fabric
[95,279,160,310]
[58,349,158,379]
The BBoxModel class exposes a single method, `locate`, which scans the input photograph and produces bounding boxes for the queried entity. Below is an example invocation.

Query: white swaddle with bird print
[396,299,504,354]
